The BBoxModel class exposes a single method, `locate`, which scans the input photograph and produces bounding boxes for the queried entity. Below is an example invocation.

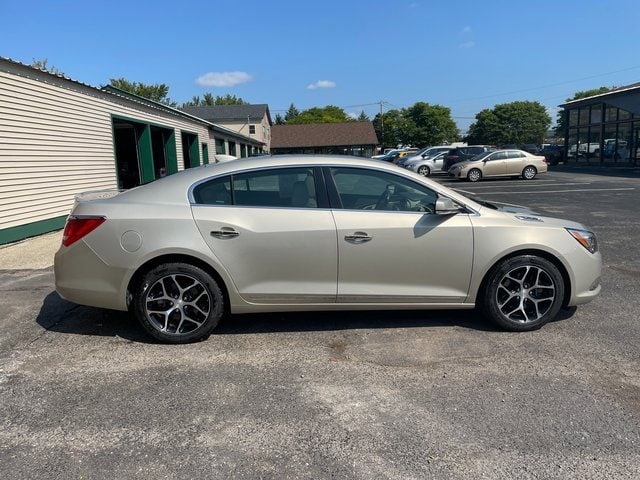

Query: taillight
[62,216,106,247]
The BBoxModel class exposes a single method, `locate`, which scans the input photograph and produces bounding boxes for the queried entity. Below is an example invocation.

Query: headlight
[566,228,598,253]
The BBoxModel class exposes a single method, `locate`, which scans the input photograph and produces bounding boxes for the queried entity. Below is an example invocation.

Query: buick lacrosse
[55,155,601,343]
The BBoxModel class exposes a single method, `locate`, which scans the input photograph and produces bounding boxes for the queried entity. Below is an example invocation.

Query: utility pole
[379,100,385,151]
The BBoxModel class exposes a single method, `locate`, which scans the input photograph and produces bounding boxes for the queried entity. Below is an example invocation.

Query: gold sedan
[448,149,548,182]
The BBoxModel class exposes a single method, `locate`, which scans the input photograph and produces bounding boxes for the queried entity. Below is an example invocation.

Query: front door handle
[211,228,240,238]
[345,232,372,243]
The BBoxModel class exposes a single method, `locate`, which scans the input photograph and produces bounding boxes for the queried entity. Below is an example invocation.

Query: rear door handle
[345,232,372,243]
[210,228,240,238]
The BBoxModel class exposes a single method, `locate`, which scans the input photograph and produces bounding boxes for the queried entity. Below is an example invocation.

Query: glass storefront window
[588,127,601,164]
[578,128,589,162]
[605,106,618,122]
[569,109,579,127]
[617,123,632,162]
[603,124,618,162]
[579,108,590,125]
[619,108,632,121]
[590,104,602,124]
[567,129,578,162]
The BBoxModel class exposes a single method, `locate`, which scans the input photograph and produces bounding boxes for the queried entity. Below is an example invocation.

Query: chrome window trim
[188,163,480,216]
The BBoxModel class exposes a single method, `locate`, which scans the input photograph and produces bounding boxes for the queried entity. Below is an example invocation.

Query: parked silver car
[396,146,452,168]
[405,151,448,176]
[55,155,601,343]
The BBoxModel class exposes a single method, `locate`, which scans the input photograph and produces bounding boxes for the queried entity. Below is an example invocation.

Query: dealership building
[561,83,640,166]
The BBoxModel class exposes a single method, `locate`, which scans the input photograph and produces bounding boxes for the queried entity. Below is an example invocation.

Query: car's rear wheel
[522,166,537,180]
[467,169,482,182]
[133,263,224,343]
[417,165,431,176]
[481,255,564,331]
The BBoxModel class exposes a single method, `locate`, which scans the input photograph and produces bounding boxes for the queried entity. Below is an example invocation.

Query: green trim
[137,124,155,183]
[111,114,178,182]
[202,143,209,164]
[181,131,200,168]
[166,132,178,174]
[0,215,66,245]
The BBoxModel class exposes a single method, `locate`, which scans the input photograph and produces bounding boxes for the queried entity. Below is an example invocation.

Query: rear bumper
[54,240,129,311]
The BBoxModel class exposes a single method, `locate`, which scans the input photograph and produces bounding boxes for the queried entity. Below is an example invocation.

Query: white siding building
[0,58,263,244]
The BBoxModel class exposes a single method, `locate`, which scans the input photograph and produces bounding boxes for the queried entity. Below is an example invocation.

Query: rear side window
[507,151,526,158]
[193,176,232,205]
[233,168,317,208]
[192,168,318,208]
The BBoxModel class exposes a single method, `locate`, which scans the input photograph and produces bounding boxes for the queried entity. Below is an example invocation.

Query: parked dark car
[539,145,565,166]
[520,144,540,155]
[442,146,496,171]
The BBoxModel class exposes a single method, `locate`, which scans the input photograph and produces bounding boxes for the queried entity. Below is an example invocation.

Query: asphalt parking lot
[1,166,639,479]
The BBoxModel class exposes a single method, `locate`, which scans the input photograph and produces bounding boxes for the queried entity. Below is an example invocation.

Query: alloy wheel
[495,265,556,324]
[144,274,211,335]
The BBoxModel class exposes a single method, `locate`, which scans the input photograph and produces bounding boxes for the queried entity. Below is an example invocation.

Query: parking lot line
[459,187,635,195]
[455,182,592,189]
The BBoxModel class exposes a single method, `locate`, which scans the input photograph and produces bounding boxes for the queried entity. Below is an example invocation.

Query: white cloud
[459,41,475,49]
[307,80,336,90]
[196,71,252,87]
[347,112,358,119]
[462,25,471,33]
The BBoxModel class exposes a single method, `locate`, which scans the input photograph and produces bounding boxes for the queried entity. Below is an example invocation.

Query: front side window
[488,151,508,161]
[330,167,437,213]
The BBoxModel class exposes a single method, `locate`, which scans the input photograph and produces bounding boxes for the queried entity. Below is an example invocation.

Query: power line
[447,65,640,104]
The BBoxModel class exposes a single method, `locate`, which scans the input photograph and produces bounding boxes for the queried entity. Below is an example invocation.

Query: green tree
[466,101,551,145]
[357,110,370,121]
[287,105,352,124]
[373,102,458,148]
[31,58,62,75]
[555,86,613,136]
[404,102,459,146]
[284,103,300,122]
[109,78,176,107]
[274,113,285,125]
[182,93,247,107]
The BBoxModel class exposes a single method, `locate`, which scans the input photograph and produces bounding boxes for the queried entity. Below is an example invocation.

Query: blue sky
[2,0,639,133]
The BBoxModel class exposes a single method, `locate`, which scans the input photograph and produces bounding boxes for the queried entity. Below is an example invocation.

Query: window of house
[215,138,226,154]
[249,125,256,134]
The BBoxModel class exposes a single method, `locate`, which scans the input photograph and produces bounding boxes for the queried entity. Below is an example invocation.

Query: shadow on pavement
[35,290,556,343]
[551,164,640,178]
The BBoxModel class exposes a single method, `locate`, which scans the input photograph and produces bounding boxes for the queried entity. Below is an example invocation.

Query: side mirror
[435,197,462,215]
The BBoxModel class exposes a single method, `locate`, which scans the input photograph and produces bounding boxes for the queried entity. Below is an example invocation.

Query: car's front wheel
[481,255,564,331]
[417,165,431,176]
[133,262,224,343]
[467,169,482,182]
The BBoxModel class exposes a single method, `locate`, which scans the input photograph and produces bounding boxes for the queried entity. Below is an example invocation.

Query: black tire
[133,262,224,343]
[522,165,537,180]
[467,168,482,182]
[417,165,431,176]
[481,255,564,331]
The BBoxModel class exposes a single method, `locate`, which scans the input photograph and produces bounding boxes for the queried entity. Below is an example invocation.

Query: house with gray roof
[181,104,272,153]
